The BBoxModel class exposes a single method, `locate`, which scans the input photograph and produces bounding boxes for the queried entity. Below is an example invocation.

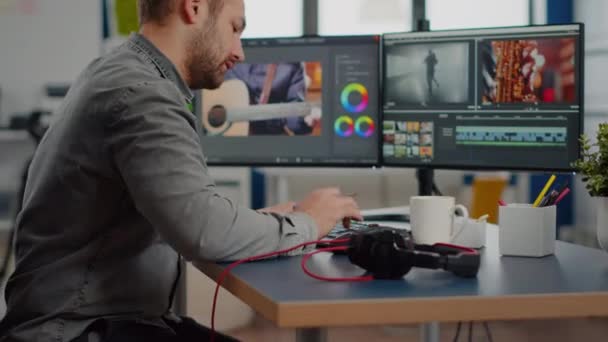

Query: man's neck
[139,24,190,85]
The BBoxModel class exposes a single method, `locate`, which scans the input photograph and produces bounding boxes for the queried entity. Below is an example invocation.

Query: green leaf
[574,123,608,196]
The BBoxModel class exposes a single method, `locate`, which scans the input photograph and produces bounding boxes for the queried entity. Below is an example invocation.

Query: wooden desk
[199,226,608,342]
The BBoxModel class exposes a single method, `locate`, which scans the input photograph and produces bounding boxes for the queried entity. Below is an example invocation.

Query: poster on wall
[0,0,39,15]
[102,0,138,53]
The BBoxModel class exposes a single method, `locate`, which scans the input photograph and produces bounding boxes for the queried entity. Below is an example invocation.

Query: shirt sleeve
[104,81,318,262]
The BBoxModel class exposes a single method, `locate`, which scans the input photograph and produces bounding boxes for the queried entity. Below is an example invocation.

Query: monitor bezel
[379,23,585,172]
[196,34,383,168]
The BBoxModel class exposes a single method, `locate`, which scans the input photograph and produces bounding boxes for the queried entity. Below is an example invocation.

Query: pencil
[554,188,571,205]
[533,175,556,207]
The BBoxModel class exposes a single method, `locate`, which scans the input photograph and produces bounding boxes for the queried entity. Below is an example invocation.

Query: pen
[541,180,570,206]
[533,174,556,207]
[546,182,569,206]
[553,187,571,206]
[541,190,559,207]
[498,200,507,206]
[538,192,552,207]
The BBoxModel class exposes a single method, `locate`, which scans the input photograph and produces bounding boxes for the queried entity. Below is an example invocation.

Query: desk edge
[274,292,608,327]
[196,263,608,328]
[196,261,279,323]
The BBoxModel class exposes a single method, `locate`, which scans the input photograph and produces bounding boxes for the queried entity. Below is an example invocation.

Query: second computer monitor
[198,35,380,166]
[382,24,583,171]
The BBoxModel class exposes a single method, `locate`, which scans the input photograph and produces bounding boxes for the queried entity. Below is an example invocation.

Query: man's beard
[186,22,225,90]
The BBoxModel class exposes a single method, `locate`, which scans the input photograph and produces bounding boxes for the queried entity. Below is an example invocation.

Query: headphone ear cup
[445,253,480,278]
[347,233,374,271]
[368,239,393,277]
[348,230,415,279]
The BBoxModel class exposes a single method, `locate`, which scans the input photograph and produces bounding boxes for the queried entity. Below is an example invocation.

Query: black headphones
[346,227,480,279]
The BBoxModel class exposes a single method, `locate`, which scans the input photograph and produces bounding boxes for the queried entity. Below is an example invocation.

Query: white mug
[409,196,469,244]
[452,216,487,248]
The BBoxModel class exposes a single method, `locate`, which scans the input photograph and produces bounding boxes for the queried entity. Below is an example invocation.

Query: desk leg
[420,322,440,342]
[295,328,328,342]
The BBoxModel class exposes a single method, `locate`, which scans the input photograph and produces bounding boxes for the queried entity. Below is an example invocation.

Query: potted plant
[572,123,608,251]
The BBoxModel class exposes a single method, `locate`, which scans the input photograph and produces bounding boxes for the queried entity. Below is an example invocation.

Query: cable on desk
[210,237,368,342]
[468,321,473,342]
[301,246,374,282]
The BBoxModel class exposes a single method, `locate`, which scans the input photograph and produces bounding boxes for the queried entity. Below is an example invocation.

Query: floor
[228,316,608,342]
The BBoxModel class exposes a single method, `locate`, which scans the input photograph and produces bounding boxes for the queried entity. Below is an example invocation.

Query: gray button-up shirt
[0,33,317,342]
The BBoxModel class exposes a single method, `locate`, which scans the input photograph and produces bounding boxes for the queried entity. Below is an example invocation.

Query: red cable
[433,242,478,254]
[210,238,478,340]
[210,238,354,342]
[301,246,374,282]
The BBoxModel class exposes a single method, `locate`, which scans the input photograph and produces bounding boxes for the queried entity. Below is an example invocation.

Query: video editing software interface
[198,36,380,165]
[382,24,583,170]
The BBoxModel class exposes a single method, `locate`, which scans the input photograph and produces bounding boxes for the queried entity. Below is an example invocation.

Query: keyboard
[361,213,410,222]
[325,221,378,239]
[316,221,382,249]
[316,220,412,252]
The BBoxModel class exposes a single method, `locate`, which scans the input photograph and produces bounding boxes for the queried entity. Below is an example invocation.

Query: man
[424,49,439,101]
[225,62,314,135]
[0,0,361,341]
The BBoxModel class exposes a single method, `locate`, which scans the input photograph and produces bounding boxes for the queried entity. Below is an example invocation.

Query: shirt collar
[128,33,194,103]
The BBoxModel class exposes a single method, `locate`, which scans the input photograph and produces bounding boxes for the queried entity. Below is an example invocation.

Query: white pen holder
[452,217,486,249]
[498,204,556,257]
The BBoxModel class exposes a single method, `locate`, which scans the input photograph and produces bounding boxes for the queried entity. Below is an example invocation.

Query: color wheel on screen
[341,83,369,113]
[334,115,354,137]
[355,116,375,138]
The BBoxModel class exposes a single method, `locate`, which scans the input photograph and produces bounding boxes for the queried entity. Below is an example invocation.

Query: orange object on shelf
[470,177,508,224]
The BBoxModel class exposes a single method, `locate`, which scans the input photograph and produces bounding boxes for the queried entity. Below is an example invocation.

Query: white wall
[263,168,523,216]
[0,0,101,124]
[573,0,608,236]
[0,0,101,318]
[576,0,608,116]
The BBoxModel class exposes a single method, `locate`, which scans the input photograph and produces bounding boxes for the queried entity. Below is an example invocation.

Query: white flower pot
[597,197,608,251]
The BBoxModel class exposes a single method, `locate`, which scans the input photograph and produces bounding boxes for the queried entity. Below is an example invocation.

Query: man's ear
[182,0,203,24]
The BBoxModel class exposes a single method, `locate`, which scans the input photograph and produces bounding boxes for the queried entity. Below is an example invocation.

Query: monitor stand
[416,168,434,196]
[413,12,442,342]
[415,16,434,197]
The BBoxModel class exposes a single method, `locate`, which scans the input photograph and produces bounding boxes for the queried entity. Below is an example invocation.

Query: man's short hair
[138,0,224,24]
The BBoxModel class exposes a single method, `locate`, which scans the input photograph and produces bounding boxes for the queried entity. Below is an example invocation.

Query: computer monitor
[382,24,583,171]
[197,35,380,166]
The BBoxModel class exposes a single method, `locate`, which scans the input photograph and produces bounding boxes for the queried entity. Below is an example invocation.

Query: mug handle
[450,204,469,242]
[454,204,469,219]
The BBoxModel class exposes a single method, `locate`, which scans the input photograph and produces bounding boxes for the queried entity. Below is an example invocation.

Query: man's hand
[257,201,297,215]
[304,108,322,127]
[294,187,363,239]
